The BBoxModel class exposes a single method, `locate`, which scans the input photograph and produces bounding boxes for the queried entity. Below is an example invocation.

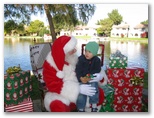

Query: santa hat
[51,35,77,78]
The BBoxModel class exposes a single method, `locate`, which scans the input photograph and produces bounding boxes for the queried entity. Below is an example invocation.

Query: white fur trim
[63,36,77,54]
[44,92,70,112]
[99,69,108,86]
[46,51,59,72]
[60,64,79,103]
[56,71,64,79]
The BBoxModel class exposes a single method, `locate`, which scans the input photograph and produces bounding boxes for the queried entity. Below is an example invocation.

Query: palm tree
[4,4,96,42]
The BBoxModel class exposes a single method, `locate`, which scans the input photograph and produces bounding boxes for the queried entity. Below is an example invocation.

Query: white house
[60,25,101,37]
[128,24,148,38]
[110,23,148,38]
[110,23,130,38]
[59,23,148,38]
[43,34,52,40]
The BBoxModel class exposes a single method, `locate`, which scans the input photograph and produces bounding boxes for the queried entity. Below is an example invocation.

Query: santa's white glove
[79,84,96,96]
[89,73,103,83]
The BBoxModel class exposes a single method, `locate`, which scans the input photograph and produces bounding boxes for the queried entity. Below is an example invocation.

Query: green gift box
[109,50,128,69]
[4,70,32,105]
[99,84,115,112]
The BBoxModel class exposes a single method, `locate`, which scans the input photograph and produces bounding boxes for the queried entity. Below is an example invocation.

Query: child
[75,41,101,112]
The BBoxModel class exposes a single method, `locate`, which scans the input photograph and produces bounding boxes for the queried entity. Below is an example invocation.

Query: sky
[31,4,148,27]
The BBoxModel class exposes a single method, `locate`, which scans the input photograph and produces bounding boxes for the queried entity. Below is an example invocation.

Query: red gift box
[5,97,33,112]
[107,67,144,112]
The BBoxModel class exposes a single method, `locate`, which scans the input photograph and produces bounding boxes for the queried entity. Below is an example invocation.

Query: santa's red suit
[42,35,105,112]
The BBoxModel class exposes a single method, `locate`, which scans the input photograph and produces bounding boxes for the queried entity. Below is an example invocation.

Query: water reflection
[4,38,148,74]
[109,41,148,70]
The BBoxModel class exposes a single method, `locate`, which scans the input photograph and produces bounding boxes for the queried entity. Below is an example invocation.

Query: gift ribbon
[85,74,95,79]
[130,76,143,85]
[6,65,22,75]
[110,50,126,58]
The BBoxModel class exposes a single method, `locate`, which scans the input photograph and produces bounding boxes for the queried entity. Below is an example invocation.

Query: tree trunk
[44,4,57,42]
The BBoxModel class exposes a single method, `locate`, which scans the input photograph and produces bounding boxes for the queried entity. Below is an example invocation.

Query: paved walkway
[33,99,42,112]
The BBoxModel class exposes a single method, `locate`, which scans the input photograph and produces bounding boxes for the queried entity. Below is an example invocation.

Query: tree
[39,27,50,37]
[4,4,96,42]
[97,18,113,37]
[4,20,25,36]
[27,20,44,35]
[4,4,32,24]
[108,9,123,25]
[96,20,100,25]
[16,23,25,35]
[4,20,17,35]
[141,19,148,25]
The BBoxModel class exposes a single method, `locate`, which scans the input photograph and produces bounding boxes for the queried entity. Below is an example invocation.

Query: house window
[76,33,78,35]
[122,28,126,30]
[116,33,119,36]
[85,28,89,30]
[142,28,145,31]
[135,33,138,36]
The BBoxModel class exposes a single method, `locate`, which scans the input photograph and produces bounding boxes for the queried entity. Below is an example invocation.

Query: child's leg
[89,82,99,104]
[76,93,87,111]
[89,82,99,112]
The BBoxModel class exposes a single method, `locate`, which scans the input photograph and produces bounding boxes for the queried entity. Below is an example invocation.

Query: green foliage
[4,4,96,41]
[27,20,44,35]
[144,72,148,89]
[96,9,122,36]
[39,27,50,37]
[108,9,123,25]
[4,4,32,24]
[4,20,17,34]
[30,75,42,100]
[97,18,113,36]
[141,20,148,25]
[16,23,25,35]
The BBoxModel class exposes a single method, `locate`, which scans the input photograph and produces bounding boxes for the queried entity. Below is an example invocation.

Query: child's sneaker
[91,108,98,112]
[78,109,85,112]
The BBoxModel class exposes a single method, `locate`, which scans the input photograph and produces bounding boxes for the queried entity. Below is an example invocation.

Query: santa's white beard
[65,53,78,67]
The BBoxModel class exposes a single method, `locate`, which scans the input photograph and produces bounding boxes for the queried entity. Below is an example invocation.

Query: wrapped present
[107,67,144,112]
[99,84,115,112]
[109,50,128,69]
[5,97,33,112]
[4,70,32,105]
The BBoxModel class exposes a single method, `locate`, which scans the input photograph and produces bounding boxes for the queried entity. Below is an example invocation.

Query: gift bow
[6,65,22,75]
[85,74,95,79]
[130,76,143,85]
[110,50,126,59]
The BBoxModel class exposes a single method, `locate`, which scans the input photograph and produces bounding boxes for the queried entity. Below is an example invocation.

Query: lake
[4,38,148,74]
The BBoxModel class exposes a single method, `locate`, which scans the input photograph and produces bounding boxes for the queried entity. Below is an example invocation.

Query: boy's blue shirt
[75,55,101,82]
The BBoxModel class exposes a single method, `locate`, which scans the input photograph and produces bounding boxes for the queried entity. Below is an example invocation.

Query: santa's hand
[89,73,102,83]
[79,84,96,96]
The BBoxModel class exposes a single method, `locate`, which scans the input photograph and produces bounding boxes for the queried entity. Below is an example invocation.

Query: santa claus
[42,35,106,112]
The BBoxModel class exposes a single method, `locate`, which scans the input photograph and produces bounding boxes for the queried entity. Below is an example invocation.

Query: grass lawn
[108,37,148,44]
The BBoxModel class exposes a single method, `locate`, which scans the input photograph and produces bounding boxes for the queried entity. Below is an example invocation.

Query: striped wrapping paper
[5,97,33,112]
